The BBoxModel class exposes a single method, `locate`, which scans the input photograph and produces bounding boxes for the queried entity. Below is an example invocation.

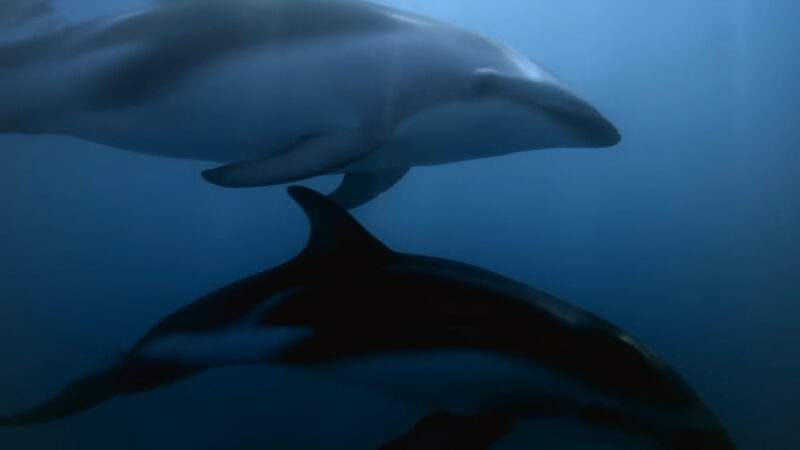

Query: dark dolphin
[0,187,733,449]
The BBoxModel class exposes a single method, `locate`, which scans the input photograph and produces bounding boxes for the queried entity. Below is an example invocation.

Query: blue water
[1,1,798,448]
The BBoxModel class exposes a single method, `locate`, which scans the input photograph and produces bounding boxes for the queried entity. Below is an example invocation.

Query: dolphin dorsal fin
[287,186,390,259]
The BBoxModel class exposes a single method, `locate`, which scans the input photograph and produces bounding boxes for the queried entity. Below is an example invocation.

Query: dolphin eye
[473,68,504,95]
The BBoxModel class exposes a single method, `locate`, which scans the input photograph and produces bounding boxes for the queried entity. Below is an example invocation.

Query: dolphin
[0,187,733,449]
[0,0,620,208]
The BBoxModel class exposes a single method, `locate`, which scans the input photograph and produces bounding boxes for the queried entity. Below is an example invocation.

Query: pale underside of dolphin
[0,186,734,449]
[0,0,620,208]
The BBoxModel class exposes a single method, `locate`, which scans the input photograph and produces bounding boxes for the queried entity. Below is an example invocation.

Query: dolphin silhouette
[0,0,620,208]
[0,186,734,449]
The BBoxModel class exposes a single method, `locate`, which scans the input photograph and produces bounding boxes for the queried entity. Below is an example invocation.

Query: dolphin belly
[345,99,573,171]
[307,349,595,416]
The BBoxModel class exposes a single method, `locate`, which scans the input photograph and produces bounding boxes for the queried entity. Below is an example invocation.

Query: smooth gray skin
[0,186,734,449]
[0,0,619,207]
[0,0,59,42]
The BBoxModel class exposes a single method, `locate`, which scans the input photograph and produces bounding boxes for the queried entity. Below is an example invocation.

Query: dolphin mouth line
[507,97,621,148]
[478,73,621,148]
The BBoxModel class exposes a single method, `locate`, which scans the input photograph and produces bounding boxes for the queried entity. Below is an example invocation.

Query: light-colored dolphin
[0,0,620,208]
[0,186,734,449]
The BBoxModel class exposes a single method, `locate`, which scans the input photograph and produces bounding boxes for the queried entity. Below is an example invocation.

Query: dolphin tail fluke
[329,168,409,210]
[0,368,119,427]
[379,412,508,450]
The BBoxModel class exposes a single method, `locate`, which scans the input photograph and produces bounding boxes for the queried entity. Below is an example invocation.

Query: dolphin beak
[496,76,621,148]
[577,108,621,148]
[535,85,621,148]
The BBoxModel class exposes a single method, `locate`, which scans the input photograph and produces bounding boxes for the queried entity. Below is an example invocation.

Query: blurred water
[1,1,798,448]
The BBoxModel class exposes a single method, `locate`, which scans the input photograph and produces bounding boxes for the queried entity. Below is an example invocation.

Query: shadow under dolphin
[0,186,733,449]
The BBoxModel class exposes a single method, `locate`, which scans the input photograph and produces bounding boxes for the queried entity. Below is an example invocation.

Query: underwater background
[0,0,797,448]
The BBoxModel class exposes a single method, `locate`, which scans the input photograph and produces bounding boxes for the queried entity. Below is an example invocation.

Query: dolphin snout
[579,109,621,148]
[490,74,621,148]
[538,85,621,148]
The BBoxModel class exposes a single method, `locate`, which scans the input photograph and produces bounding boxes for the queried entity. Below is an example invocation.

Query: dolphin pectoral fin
[379,412,508,450]
[201,130,380,188]
[0,368,119,426]
[328,168,409,209]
